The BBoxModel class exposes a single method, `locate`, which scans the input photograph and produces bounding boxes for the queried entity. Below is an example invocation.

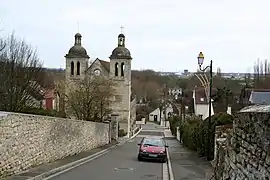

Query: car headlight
[143,150,147,152]
[160,151,164,154]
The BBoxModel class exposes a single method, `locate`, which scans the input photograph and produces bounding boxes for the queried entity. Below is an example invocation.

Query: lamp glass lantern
[197,52,204,66]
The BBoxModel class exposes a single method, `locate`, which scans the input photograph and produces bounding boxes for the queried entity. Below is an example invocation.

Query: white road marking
[166,148,174,180]
[36,128,143,180]
[136,135,164,138]
[162,161,169,180]
[162,148,174,180]
[130,128,143,139]
[140,129,164,132]
[42,150,110,180]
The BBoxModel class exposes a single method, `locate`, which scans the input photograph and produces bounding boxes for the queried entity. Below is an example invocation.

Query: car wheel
[137,155,142,161]
[161,157,167,163]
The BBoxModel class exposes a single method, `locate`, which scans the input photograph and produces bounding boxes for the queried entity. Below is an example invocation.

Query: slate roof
[249,91,270,105]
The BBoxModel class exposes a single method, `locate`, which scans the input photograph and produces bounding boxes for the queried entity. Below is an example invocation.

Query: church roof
[66,45,89,58]
[110,33,132,60]
[110,47,131,59]
[99,59,110,72]
[88,58,110,73]
[65,33,89,59]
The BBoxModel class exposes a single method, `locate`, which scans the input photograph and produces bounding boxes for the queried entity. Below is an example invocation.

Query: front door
[154,115,158,121]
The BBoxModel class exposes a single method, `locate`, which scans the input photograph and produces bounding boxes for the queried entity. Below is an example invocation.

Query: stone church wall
[213,105,270,179]
[0,111,109,178]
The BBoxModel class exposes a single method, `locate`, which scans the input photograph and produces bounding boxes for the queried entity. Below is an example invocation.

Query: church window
[77,61,80,75]
[115,62,119,76]
[94,69,101,76]
[71,61,74,75]
[121,62,125,77]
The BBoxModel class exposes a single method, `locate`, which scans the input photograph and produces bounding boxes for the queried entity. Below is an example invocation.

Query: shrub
[181,112,233,160]
[197,112,233,159]
[168,116,181,135]
[181,117,201,151]
[18,107,64,117]
[118,129,127,137]
[136,114,145,121]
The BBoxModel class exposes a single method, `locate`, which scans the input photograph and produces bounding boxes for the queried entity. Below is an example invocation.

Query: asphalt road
[49,123,165,180]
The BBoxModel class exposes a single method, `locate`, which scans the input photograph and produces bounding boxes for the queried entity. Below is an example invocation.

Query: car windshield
[142,138,164,147]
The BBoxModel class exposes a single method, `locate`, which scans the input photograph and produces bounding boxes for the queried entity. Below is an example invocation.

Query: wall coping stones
[239,105,270,113]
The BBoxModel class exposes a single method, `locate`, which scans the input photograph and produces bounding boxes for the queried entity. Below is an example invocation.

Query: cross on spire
[120,25,124,33]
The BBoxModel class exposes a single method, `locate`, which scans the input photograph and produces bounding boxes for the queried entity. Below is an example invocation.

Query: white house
[193,87,214,120]
[149,108,160,122]
[160,104,174,127]
[162,104,174,120]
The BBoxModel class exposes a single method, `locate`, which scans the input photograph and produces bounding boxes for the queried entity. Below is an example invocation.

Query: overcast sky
[1,0,269,73]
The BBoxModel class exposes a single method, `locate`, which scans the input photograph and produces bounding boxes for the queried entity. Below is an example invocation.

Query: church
[64,31,137,134]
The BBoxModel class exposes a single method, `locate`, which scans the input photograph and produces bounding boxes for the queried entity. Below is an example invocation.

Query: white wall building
[193,88,214,120]
[149,108,160,122]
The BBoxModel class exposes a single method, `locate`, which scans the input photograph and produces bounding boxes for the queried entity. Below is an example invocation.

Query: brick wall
[0,111,109,178]
[214,105,270,179]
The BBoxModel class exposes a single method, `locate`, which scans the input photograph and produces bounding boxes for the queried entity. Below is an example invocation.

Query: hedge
[170,112,233,161]
[168,116,181,136]
[18,107,65,118]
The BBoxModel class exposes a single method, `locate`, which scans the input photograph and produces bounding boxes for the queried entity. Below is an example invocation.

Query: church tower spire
[74,33,82,46]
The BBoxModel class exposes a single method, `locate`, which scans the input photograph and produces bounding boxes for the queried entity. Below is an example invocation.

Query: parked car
[137,137,168,163]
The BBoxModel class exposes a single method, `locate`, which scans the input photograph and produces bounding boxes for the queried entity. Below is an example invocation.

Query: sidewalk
[164,130,213,180]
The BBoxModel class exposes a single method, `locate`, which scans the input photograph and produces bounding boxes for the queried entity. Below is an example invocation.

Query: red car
[137,137,168,163]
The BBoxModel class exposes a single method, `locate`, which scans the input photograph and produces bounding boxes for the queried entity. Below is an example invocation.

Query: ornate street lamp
[197,52,213,161]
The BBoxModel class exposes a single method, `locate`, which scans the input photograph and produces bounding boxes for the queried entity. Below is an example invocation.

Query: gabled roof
[149,108,160,114]
[99,59,110,72]
[88,58,110,73]
[193,87,217,104]
[194,88,208,104]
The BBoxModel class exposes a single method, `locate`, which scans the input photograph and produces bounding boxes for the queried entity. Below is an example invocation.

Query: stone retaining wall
[214,105,270,179]
[0,111,109,178]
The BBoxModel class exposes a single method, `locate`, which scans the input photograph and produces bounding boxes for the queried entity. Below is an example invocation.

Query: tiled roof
[194,87,217,104]
[194,88,208,104]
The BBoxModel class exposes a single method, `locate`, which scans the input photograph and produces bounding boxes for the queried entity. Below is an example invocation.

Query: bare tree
[0,33,44,112]
[253,59,270,88]
[0,21,5,53]
[65,76,115,122]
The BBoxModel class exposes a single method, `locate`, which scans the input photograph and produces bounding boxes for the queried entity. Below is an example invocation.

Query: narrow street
[49,123,166,180]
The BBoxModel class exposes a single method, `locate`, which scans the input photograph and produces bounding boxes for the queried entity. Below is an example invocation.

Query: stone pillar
[176,127,180,141]
[110,114,119,141]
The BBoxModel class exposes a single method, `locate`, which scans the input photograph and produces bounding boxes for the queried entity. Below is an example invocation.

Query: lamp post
[197,52,213,161]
